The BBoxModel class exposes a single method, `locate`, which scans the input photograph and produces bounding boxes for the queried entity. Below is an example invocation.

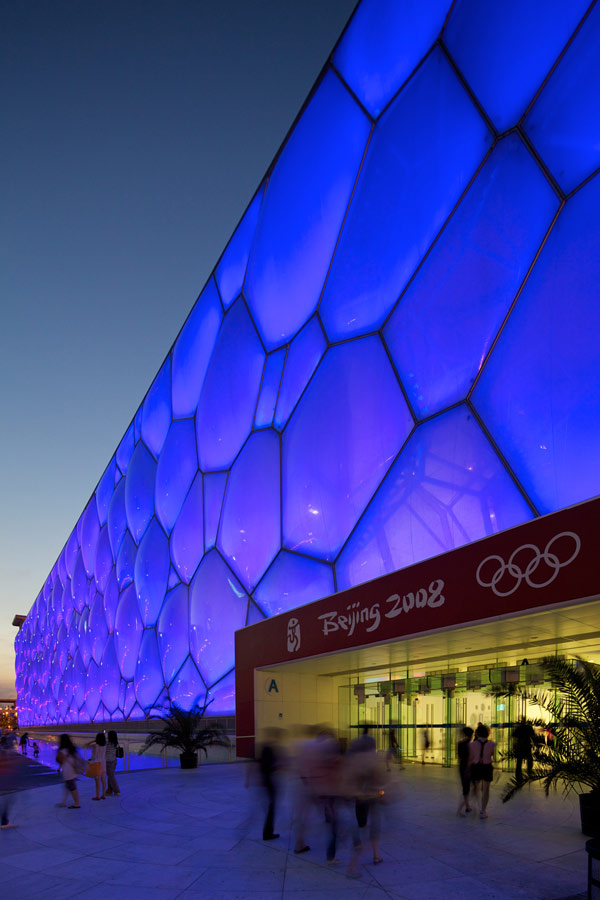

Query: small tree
[139,695,230,768]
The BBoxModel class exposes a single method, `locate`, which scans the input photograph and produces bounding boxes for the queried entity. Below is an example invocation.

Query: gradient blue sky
[0,0,356,697]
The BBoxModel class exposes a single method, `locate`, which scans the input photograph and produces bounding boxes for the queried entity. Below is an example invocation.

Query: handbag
[85,761,102,778]
[116,745,124,759]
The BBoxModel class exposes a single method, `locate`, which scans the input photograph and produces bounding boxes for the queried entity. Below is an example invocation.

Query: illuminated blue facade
[15,0,600,725]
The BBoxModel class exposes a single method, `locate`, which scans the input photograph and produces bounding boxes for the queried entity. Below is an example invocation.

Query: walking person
[0,742,19,827]
[86,733,107,800]
[468,723,495,819]
[457,726,473,816]
[259,729,285,841]
[512,718,535,783]
[105,731,121,796]
[344,727,385,877]
[56,734,83,808]
[19,732,28,755]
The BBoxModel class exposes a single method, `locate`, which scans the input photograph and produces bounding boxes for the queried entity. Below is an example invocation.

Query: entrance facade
[235,496,600,764]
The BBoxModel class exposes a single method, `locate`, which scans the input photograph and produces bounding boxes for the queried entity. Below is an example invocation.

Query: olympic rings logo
[475,531,581,597]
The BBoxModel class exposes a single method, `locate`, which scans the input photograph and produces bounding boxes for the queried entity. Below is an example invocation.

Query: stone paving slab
[0,761,589,899]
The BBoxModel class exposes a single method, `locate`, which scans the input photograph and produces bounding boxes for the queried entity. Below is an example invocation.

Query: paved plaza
[0,759,588,900]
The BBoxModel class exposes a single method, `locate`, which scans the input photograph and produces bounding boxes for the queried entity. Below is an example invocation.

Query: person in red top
[467,723,495,819]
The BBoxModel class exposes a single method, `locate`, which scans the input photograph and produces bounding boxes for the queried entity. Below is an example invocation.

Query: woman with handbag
[105,731,121,796]
[56,734,83,808]
[86,733,107,800]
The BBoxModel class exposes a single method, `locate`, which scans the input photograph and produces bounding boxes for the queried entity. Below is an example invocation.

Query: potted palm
[497,656,600,836]
[139,696,231,769]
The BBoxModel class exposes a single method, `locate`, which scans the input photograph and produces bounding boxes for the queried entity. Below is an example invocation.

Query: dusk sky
[0,0,356,696]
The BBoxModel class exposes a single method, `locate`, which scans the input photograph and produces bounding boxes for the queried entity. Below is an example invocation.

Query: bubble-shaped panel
[100,636,120,713]
[170,473,204,583]
[524,3,600,193]
[95,457,116,527]
[123,682,137,719]
[334,0,451,117]
[107,477,127,559]
[384,134,559,418]
[103,567,119,632]
[472,173,600,514]
[246,601,265,627]
[65,530,79,579]
[89,591,108,665]
[172,278,222,418]
[168,656,206,711]
[125,442,156,544]
[155,420,198,533]
[336,406,533,590]
[81,498,100,578]
[195,299,265,470]
[114,583,144,681]
[206,669,235,716]
[71,550,88,614]
[116,422,135,475]
[134,518,170,627]
[273,316,326,431]
[189,550,248,686]
[157,583,190,685]
[254,551,334,618]
[135,629,164,711]
[204,472,227,550]
[219,430,281,591]
[283,337,413,560]
[215,186,264,309]
[443,0,589,131]
[319,48,492,341]
[116,530,136,589]
[254,348,286,429]
[142,357,172,458]
[85,660,102,720]
[72,651,86,710]
[245,70,370,349]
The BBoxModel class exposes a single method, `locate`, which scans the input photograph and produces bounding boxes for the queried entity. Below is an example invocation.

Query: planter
[179,751,198,769]
[579,792,600,837]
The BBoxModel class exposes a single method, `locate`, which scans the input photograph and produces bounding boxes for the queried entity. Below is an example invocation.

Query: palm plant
[139,696,231,768]
[493,656,600,835]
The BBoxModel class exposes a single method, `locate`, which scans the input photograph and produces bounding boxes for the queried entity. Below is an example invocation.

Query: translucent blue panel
[274,317,326,430]
[170,472,204,583]
[85,660,102,719]
[219,430,280,591]
[246,601,265,626]
[103,567,119,632]
[472,174,600,514]
[168,656,206,711]
[114,582,144,681]
[157,583,190,685]
[283,337,413,560]
[125,442,156,543]
[155,420,198,533]
[65,530,79,578]
[116,422,135,474]
[245,71,370,349]
[134,406,143,444]
[172,279,222,418]
[204,472,227,549]
[89,591,108,665]
[195,299,264,470]
[254,348,286,429]
[135,629,164,711]
[215,186,264,309]
[206,669,235,716]
[116,530,136,589]
[77,607,92,667]
[100,636,120,713]
[71,549,88,613]
[75,511,84,546]
[134,518,170,626]
[72,651,86,710]
[124,681,137,718]
[319,49,492,341]
[142,357,172,458]
[58,549,68,587]
[384,135,559,417]
[524,3,600,193]
[254,551,334,618]
[168,566,180,589]
[336,406,533,590]
[94,525,113,592]
[189,550,248,685]
[95,457,116,526]
[443,0,590,131]
[51,579,64,628]
[107,477,127,558]
[334,0,451,117]
[81,498,100,577]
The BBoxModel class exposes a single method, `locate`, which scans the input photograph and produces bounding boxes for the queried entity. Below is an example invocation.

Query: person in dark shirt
[457,726,474,816]
[512,719,536,782]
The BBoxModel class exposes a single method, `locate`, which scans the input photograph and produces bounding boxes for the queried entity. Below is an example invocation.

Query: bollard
[587,838,600,899]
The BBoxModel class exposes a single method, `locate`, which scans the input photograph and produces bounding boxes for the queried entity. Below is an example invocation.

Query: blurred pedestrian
[0,742,18,828]
[86,733,107,800]
[457,726,473,816]
[468,723,495,819]
[344,727,385,877]
[420,727,430,765]
[19,732,28,755]
[105,731,121,796]
[56,734,83,808]
[32,741,40,759]
[512,718,535,783]
[259,728,285,841]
